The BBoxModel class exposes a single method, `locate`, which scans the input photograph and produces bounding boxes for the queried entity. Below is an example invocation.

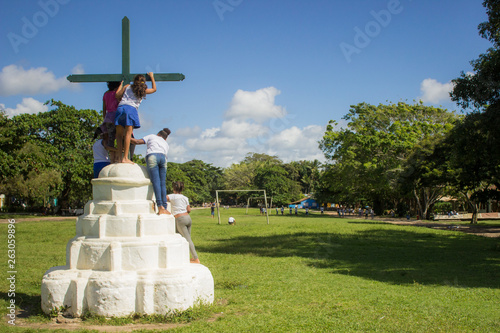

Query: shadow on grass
[271,213,366,219]
[198,228,500,288]
[0,292,44,318]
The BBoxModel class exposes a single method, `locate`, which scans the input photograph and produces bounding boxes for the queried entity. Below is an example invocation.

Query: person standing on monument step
[102,81,122,151]
[115,72,157,163]
[131,128,171,215]
[92,127,111,178]
[167,181,200,264]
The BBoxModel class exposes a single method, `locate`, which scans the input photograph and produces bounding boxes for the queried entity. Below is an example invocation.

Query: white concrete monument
[41,163,214,317]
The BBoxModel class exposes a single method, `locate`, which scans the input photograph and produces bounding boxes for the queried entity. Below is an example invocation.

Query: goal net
[215,190,270,225]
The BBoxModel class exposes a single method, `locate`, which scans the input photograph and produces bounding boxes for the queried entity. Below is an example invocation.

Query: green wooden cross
[67,16,185,84]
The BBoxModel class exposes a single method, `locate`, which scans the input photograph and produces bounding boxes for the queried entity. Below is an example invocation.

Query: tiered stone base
[41,163,214,317]
[42,264,214,317]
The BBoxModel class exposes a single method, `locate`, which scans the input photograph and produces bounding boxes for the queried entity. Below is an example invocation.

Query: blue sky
[0,0,491,167]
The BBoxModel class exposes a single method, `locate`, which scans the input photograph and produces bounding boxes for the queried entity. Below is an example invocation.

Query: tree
[166,162,192,193]
[241,152,282,165]
[314,163,347,206]
[451,0,500,111]
[13,169,62,208]
[167,160,223,204]
[449,0,500,222]
[223,162,255,190]
[399,135,454,220]
[286,160,321,195]
[222,153,302,206]
[0,112,19,196]
[450,0,500,188]
[188,159,224,203]
[0,100,101,209]
[223,153,281,192]
[253,162,302,206]
[443,113,496,223]
[3,142,63,208]
[35,100,100,207]
[319,102,458,215]
[222,160,260,206]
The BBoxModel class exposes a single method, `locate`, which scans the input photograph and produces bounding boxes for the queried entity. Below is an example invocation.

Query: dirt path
[0,216,76,223]
[10,304,223,332]
[382,219,500,238]
[322,212,500,238]
[14,318,184,332]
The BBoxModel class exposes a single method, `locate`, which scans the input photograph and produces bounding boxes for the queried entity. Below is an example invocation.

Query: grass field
[1,208,499,332]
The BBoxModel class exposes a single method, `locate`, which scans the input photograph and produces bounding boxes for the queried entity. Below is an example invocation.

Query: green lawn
[1,208,499,332]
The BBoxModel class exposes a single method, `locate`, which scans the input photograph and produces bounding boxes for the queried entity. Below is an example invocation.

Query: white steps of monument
[42,264,214,317]
[76,213,175,238]
[67,235,190,271]
[84,200,156,215]
[92,181,153,202]
[43,163,214,318]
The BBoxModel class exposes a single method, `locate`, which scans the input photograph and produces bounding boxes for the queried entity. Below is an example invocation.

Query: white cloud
[186,136,247,152]
[71,64,85,75]
[224,87,287,122]
[0,64,82,96]
[268,126,303,149]
[201,127,220,139]
[266,125,326,162]
[175,126,202,137]
[166,142,187,162]
[161,87,326,167]
[220,119,268,138]
[0,97,49,117]
[419,78,454,104]
[175,122,325,167]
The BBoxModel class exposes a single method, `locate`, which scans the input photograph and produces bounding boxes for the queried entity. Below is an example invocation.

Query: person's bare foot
[120,158,134,164]
[158,207,168,215]
[190,258,200,264]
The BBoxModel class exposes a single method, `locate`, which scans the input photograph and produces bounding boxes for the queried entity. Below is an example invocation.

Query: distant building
[288,197,318,209]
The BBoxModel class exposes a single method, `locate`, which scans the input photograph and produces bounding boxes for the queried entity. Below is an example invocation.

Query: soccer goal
[215,190,270,225]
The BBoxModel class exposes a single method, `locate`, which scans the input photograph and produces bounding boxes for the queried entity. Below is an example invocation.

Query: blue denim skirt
[115,105,141,128]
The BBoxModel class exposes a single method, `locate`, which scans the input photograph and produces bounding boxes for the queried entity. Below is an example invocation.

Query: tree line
[1,96,497,223]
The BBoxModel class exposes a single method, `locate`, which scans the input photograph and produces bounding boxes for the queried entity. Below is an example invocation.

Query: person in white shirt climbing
[167,181,200,264]
[131,128,170,214]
